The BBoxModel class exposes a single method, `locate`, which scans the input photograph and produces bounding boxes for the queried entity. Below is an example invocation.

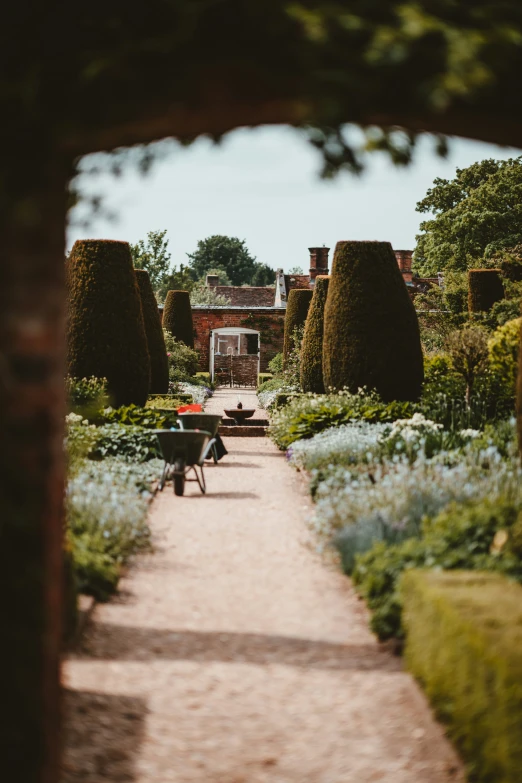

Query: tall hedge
[163,290,194,347]
[300,275,330,392]
[283,289,313,367]
[468,269,504,312]
[66,240,150,407]
[135,270,169,394]
[322,240,423,401]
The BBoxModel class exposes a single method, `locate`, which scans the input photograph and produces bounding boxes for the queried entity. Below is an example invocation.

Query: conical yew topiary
[283,289,313,367]
[163,290,194,347]
[135,269,169,394]
[468,269,504,312]
[66,239,150,407]
[300,275,330,393]
[322,241,423,401]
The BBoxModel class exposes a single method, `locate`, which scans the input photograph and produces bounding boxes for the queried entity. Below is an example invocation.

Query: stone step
[219,425,267,437]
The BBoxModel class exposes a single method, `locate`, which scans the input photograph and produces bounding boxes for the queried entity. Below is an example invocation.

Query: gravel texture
[62,390,463,782]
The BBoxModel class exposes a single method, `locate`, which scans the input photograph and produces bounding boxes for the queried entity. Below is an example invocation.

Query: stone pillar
[308,247,330,282]
[395,250,413,284]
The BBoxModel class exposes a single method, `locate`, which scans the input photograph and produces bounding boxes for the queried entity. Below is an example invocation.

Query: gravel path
[62,397,463,782]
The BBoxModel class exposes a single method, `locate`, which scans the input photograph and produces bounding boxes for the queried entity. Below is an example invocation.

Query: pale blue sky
[68,126,520,273]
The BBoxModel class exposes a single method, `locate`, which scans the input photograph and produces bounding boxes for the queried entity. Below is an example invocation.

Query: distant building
[160,245,436,384]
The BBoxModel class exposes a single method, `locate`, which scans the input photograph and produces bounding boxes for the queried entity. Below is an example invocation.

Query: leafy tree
[251,262,275,286]
[288,266,304,275]
[158,263,194,302]
[446,327,489,407]
[187,235,258,286]
[414,158,522,277]
[130,230,172,291]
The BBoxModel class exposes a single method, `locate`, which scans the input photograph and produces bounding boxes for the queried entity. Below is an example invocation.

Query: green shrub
[66,239,151,407]
[268,352,283,374]
[163,289,194,347]
[468,268,505,312]
[283,289,313,367]
[71,538,120,602]
[195,371,211,384]
[268,390,414,449]
[258,373,273,386]
[164,330,199,381]
[146,395,185,410]
[322,241,423,401]
[135,269,169,394]
[401,570,522,783]
[88,424,160,462]
[66,375,109,420]
[100,404,177,429]
[488,317,521,398]
[352,497,522,640]
[300,275,330,393]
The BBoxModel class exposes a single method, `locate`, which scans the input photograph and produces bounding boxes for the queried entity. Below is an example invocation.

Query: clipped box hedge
[258,373,273,386]
[401,570,522,783]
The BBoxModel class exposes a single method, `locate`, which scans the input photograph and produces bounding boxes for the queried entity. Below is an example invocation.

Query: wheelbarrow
[177,413,223,463]
[156,429,216,496]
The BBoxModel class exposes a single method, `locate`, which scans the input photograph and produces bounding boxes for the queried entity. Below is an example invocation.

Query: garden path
[62,389,463,783]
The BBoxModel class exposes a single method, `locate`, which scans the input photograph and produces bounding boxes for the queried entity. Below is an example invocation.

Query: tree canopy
[187,235,274,286]
[414,158,522,277]
[130,229,172,291]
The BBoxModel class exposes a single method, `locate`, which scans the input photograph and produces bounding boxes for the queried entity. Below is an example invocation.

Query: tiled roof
[284,275,311,292]
[212,286,275,306]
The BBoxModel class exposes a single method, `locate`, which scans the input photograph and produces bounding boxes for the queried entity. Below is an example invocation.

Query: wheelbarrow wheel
[173,458,186,496]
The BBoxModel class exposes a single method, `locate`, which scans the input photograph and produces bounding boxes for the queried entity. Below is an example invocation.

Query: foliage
[300,275,329,393]
[67,458,161,600]
[488,318,521,400]
[146,395,183,410]
[283,289,312,367]
[288,266,304,275]
[202,267,232,285]
[446,327,489,406]
[352,493,522,640]
[268,352,283,374]
[189,281,231,306]
[402,570,522,783]
[135,269,169,394]
[163,330,199,382]
[468,268,504,313]
[323,241,423,401]
[269,390,414,450]
[163,289,194,347]
[100,405,177,429]
[66,417,160,463]
[66,375,109,415]
[414,158,522,277]
[130,229,171,292]
[187,235,262,286]
[158,263,194,302]
[66,239,150,407]
[251,262,275,286]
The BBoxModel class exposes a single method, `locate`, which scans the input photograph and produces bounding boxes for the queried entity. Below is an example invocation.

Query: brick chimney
[206,274,219,287]
[394,250,413,285]
[309,246,330,282]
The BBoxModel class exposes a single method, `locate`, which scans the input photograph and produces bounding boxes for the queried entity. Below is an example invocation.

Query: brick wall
[192,307,285,372]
